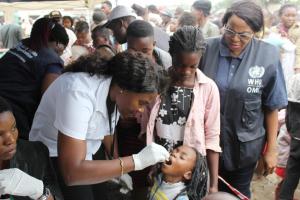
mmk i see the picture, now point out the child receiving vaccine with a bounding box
[149,145,208,200]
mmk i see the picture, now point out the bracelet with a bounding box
[118,157,124,176]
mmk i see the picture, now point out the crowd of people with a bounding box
[0,0,299,200]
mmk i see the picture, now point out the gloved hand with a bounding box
[132,143,170,171]
[0,168,44,199]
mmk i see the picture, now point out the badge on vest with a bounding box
[247,65,265,93]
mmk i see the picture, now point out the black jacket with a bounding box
[9,139,63,200]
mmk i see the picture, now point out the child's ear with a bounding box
[183,170,192,181]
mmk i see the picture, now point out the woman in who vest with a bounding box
[199,1,288,198]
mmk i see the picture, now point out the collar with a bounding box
[95,76,113,114]
[196,69,210,84]
[219,36,250,59]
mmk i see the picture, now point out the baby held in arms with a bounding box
[149,145,208,200]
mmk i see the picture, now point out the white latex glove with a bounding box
[0,168,44,199]
[132,143,170,171]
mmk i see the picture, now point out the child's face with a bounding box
[161,145,196,181]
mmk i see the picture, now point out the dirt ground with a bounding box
[251,173,300,200]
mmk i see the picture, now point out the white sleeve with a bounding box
[54,89,93,140]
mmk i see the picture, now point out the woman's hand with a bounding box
[132,143,170,171]
[263,148,277,176]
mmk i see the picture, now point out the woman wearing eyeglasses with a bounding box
[199,1,288,198]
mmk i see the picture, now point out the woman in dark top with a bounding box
[0,18,69,139]
[200,1,287,198]
[0,96,62,200]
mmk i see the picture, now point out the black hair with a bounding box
[127,20,154,38]
[222,0,264,33]
[28,17,53,51]
[103,0,112,9]
[169,26,206,56]
[278,4,298,17]
[92,26,112,40]
[192,0,212,16]
[63,16,74,27]
[93,11,107,23]
[178,12,197,27]
[182,148,208,200]
[64,51,169,94]
[132,4,147,17]
[147,5,160,14]
[0,96,12,114]
[75,21,89,33]
[49,23,69,46]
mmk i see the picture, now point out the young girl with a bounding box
[143,26,221,193]
[149,145,208,200]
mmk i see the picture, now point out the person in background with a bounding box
[0,96,62,200]
[29,52,170,200]
[200,1,287,198]
[106,5,170,52]
[160,10,173,33]
[191,0,220,38]
[72,21,93,60]
[92,26,113,48]
[177,12,197,28]
[101,1,112,16]
[279,74,300,200]
[174,7,184,19]
[147,5,162,27]
[271,4,300,74]
[63,16,74,31]
[0,18,68,140]
[91,11,107,30]
[0,24,22,49]
[49,10,77,66]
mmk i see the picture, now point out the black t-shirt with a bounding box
[0,39,63,139]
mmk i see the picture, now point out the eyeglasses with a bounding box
[223,26,253,41]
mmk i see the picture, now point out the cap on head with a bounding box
[49,10,62,19]
[161,9,173,18]
[105,6,137,27]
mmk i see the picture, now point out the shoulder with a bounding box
[154,47,172,69]
[58,73,111,92]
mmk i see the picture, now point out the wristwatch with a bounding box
[37,187,51,200]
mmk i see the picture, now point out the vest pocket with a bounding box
[241,100,262,130]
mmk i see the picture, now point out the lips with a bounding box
[229,43,241,50]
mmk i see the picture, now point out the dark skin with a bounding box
[170,52,219,193]
[0,112,54,200]
[58,84,158,185]
[127,36,156,63]
[223,15,253,57]
[108,19,130,44]
[161,145,196,183]
[280,7,297,30]
[224,14,278,175]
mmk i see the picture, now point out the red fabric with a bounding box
[275,167,286,178]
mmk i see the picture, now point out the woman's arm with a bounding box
[263,108,278,175]
[57,132,169,186]
[41,73,60,94]
[58,132,135,186]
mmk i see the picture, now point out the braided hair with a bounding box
[169,26,206,57]
[174,148,208,200]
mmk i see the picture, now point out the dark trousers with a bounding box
[279,138,300,200]
[218,163,256,198]
[51,157,95,200]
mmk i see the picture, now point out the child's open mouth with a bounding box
[165,159,172,166]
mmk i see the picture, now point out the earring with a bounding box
[119,90,123,94]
